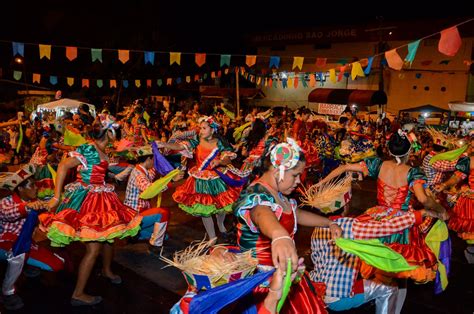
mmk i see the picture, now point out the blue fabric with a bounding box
[214,169,248,187]
[138,214,163,240]
[12,210,38,256]
[435,236,452,294]
[152,141,174,176]
[327,293,366,311]
[189,270,275,314]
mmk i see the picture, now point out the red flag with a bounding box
[438,26,462,57]
[315,58,327,68]
[195,53,206,67]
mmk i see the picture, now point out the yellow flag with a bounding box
[246,55,257,67]
[118,50,130,63]
[287,77,293,88]
[292,56,304,70]
[39,44,51,59]
[186,76,191,83]
[351,62,365,80]
[135,80,141,88]
[170,52,181,65]
[67,77,74,86]
[329,69,336,84]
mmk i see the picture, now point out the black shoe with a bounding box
[70,296,103,307]
[2,294,24,310]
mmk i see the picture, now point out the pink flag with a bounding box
[385,49,404,70]
[438,26,462,57]
[66,47,77,61]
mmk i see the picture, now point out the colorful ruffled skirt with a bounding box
[40,182,142,247]
[449,189,474,242]
[34,164,55,200]
[173,166,242,217]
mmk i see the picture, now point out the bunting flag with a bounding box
[194,75,199,82]
[405,40,420,66]
[146,79,152,88]
[317,72,325,86]
[385,49,404,70]
[439,26,462,57]
[211,71,216,79]
[195,53,206,67]
[316,58,327,68]
[421,60,432,66]
[302,75,309,88]
[337,58,348,65]
[294,76,299,88]
[282,78,288,89]
[224,68,229,75]
[167,78,172,85]
[82,78,89,88]
[110,79,116,88]
[12,42,24,57]
[256,77,261,85]
[13,71,22,81]
[329,69,336,83]
[292,56,304,70]
[39,44,51,60]
[123,80,129,88]
[32,73,40,83]
[50,76,58,85]
[364,56,374,75]
[67,77,74,86]
[144,51,155,65]
[203,73,208,79]
[220,54,231,67]
[66,46,77,61]
[272,78,278,88]
[97,79,103,88]
[118,50,130,63]
[176,77,182,84]
[268,78,272,87]
[246,55,257,67]
[157,79,163,86]
[217,70,222,78]
[439,60,450,65]
[337,66,345,82]
[309,73,316,87]
[186,76,191,83]
[90,48,102,63]
[269,56,280,68]
[170,52,181,65]
[135,80,141,88]
[351,62,365,80]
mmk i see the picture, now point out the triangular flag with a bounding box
[118,50,130,63]
[91,48,102,63]
[157,79,163,87]
[337,58,348,65]
[122,80,129,88]
[97,79,103,88]
[32,73,41,83]
[268,78,272,87]
[194,75,199,82]
[316,58,327,68]
[256,77,262,85]
[110,79,117,88]
[351,62,365,80]
[203,73,208,79]
[39,44,51,60]
[309,73,316,87]
[186,76,191,83]
[135,80,141,88]
[294,76,299,88]
[13,71,22,81]
[211,71,216,79]
[302,75,308,88]
[246,55,257,67]
[67,77,74,86]
[82,79,89,88]
[405,40,420,66]
[170,52,181,65]
[146,79,152,88]
[292,57,304,70]
[439,26,462,57]
[50,76,58,85]
[337,66,345,82]
[269,56,280,68]
[195,53,206,67]
[217,70,222,78]
[385,49,404,70]
[176,77,182,84]
[364,57,374,75]
[329,69,336,83]
[166,78,172,85]
[66,46,77,61]
[220,54,231,67]
[12,42,24,57]
[144,51,155,65]
[439,60,450,65]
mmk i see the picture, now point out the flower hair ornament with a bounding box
[198,116,220,132]
[389,129,415,165]
[99,114,120,137]
[270,137,302,182]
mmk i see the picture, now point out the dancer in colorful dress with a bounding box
[241,118,277,175]
[41,115,142,306]
[156,116,246,241]
[234,138,342,314]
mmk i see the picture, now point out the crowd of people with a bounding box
[0,98,472,313]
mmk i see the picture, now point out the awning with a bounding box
[308,88,387,107]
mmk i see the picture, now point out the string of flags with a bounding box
[5,18,473,90]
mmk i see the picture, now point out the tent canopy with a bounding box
[308,88,387,108]
[448,102,474,112]
[399,104,449,113]
[36,98,96,116]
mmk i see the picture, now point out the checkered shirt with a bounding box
[124,165,157,212]
[421,151,457,188]
[309,211,419,299]
[0,194,28,239]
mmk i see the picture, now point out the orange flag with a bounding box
[32,73,41,83]
[439,26,462,57]
[309,74,316,87]
[195,53,206,67]
[166,78,172,85]
[385,49,404,70]
[146,79,152,88]
[66,46,77,61]
[67,77,74,86]
[337,66,346,82]
[82,79,89,88]
[194,74,200,81]
[39,44,51,59]
[246,55,257,67]
[118,50,129,63]
[294,76,299,88]
[110,80,117,88]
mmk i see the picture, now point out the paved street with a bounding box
[1,179,473,313]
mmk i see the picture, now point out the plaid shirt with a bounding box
[0,194,28,240]
[124,165,157,212]
[421,151,457,188]
[309,211,421,299]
